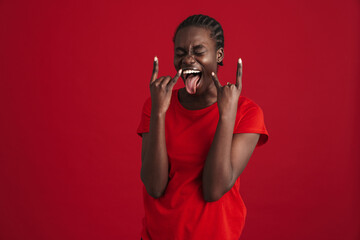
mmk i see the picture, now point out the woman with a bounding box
[137,14,268,239]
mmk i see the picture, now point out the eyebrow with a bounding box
[175,44,206,52]
[193,45,206,50]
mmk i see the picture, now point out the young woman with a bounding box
[137,14,268,239]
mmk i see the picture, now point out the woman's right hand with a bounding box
[150,56,182,115]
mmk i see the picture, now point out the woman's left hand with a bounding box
[211,58,243,117]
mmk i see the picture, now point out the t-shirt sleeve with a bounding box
[136,97,152,137]
[234,100,269,146]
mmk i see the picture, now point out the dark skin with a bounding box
[141,26,260,201]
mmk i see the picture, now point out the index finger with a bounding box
[236,58,242,89]
[211,72,222,89]
[167,69,182,89]
[151,56,159,83]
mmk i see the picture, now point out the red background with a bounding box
[1,0,359,239]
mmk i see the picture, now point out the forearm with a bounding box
[202,113,236,202]
[140,111,169,198]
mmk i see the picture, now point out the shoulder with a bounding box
[235,96,267,132]
[169,88,180,106]
[237,96,264,115]
[140,96,152,116]
[235,96,269,146]
[171,88,180,99]
[144,96,152,105]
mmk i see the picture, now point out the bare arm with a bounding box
[140,57,182,198]
[202,59,259,202]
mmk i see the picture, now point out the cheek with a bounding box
[201,54,218,70]
[173,57,180,68]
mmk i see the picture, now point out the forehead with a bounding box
[174,26,215,48]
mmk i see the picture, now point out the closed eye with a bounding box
[194,51,206,56]
[175,51,186,57]
[176,53,186,57]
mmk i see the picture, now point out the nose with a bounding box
[183,54,196,65]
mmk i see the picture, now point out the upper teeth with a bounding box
[183,70,200,74]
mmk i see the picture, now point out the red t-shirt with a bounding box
[137,89,268,240]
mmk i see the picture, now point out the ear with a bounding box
[216,48,224,64]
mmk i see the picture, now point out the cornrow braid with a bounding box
[173,14,225,66]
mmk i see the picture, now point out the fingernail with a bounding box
[154,56,158,62]
[238,58,242,64]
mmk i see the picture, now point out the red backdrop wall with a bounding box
[1,0,359,239]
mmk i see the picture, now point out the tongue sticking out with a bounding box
[185,74,200,94]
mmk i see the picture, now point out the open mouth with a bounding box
[182,69,202,94]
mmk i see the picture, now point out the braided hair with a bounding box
[173,14,225,66]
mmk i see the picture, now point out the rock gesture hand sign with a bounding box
[211,58,243,117]
[150,56,182,115]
